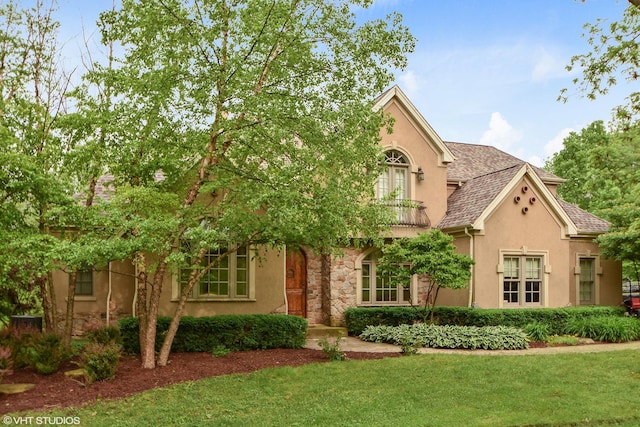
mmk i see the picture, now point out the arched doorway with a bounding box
[286,249,307,318]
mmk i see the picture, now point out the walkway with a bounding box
[305,336,640,356]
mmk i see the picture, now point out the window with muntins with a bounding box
[378,150,409,202]
[361,251,411,305]
[180,246,249,299]
[503,255,542,306]
[74,266,93,296]
[579,258,595,304]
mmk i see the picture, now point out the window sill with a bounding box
[358,302,413,307]
[71,296,96,302]
[171,298,256,303]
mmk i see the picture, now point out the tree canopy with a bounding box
[0,0,415,368]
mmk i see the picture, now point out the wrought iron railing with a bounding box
[382,200,431,228]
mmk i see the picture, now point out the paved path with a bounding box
[305,336,640,356]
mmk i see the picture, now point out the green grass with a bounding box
[13,351,640,426]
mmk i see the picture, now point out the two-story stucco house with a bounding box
[53,86,621,331]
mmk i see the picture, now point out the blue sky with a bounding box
[52,0,634,166]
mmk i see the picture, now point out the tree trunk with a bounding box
[140,256,167,369]
[157,248,213,366]
[135,254,148,365]
[37,275,53,332]
[47,271,57,333]
[64,272,77,346]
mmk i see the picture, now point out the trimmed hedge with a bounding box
[344,306,626,336]
[119,314,308,354]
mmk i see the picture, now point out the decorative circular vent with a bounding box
[529,196,537,204]
[514,196,521,203]
[522,207,529,214]
[521,186,529,193]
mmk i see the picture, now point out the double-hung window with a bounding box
[180,246,249,300]
[579,258,595,305]
[503,255,543,306]
[74,266,94,296]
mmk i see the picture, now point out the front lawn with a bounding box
[13,350,640,426]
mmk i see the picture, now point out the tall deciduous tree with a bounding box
[0,0,73,329]
[560,1,640,124]
[377,230,474,323]
[86,0,415,368]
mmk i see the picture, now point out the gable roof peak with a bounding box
[374,86,455,164]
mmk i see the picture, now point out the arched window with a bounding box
[378,150,410,202]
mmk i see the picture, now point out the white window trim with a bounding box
[355,248,417,306]
[497,249,550,308]
[574,253,603,306]
[171,246,256,302]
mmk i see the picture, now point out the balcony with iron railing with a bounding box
[382,200,431,228]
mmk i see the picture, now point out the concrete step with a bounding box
[306,325,348,339]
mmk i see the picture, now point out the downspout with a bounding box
[106,261,112,326]
[283,249,289,315]
[464,227,475,307]
[132,263,138,317]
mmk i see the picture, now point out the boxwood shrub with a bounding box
[119,314,307,354]
[345,306,626,336]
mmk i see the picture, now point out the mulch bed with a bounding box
[0,349,399,414]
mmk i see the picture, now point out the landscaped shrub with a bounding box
[317,335,346,361]
[119,314,307,354]
[0,346,12,381]
[562,316,640,343]
[80,342,120,383]
[523,321,551,342]
[360,324,529,350]
[345,306,626,335]
[85,325,122,346]
[25,332,70,375]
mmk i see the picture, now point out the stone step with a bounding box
[306,325,348,339]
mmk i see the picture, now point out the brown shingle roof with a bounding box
[557,199,610,234]
[444,142,562,183]
[438,142,608,234]
[437,164,521,229]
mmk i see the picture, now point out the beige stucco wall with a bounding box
[158,246,286,317]
[52,260,135,334]
[380,100,449,228]
[568,239,622,307]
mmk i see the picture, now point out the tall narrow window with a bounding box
[378,150,409,202]
[503,255,543,306]
[74,266,93,296]
[579,258,595,304]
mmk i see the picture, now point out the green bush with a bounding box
[562,316,640,343]
[360,324,529,350]
[85,325,122,346]
[26,333,69,375]
[523,322,551,342]
[345,306,626,335]
[80,342,121,383]
[317,335,346,361]
[119,314,308,354]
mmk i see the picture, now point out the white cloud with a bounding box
[531,46,565,83]
[528,155,544,168]
[398,70,420,97]
[479,112,522,151]
[544,127,573,159]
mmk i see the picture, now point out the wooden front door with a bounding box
[286,249,307,318]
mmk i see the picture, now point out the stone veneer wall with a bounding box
[305,248,326,326]
[305,246,433,327]
[326,248,361,326]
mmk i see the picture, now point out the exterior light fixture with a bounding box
[417,167,425,181]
